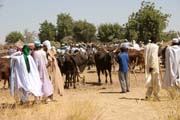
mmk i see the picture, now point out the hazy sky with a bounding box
[0,0,180,43]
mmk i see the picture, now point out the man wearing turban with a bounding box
[10,45,43,104]
[43,40,64,96]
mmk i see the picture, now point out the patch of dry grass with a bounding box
[65,100,103,120]
[166,88,180,120]
[0,98,103,120]
[149,88,180,120]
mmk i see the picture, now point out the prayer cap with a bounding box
[34,39,41,47]
[172,38,179,43]
[43,40,51,50]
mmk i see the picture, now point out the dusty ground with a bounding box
[0,66,178,120]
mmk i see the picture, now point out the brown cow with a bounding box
[128,48,145,73]
[0,58,11,88]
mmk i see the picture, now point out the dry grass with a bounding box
[65,100,103,120]
[166,88,180,120]
[149,88,180,120]
[0,96,103,120]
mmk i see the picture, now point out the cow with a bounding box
[57,53,77,89]
[0,58,11,88]
[127,49,145,73]
[113,46,145,73]
[94,49,113,84]
[57,52,88,88]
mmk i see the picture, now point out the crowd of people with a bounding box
[10,40,64,104]
[117,36,180,100]
[3,36,180,105]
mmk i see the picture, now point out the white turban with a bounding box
[178,37,180,42]
[43,40,51,50]
[172,38,179,44]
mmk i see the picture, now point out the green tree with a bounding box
[73,20,96,42]
[56,13,74,41]
[5,31,24,43]
[127,1,170,43]
[97,23,123,42]
[161,30,179,41]
[38,20,56,42]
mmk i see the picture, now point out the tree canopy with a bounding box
[56,13,74,42]
[73,20,96,42]
[126,1,170,43]
[5,31,24,44]
[97,23,124,42]
[38,20,56,42]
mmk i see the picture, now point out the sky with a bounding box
[0,0,180,44]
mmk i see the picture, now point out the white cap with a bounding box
[172,38,179,43]
[178,37,180,42]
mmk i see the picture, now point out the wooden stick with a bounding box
[133,70,138,86]
[159,58,163,85]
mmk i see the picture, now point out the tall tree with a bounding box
[38,20,56,42]
[56,13,74,42]
[73,20,96,42]
[5,31,24,43]
[97,23,123,42]
[127,1,170,43]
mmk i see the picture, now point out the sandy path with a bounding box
[58,67,160,120]
[0,67,168,120]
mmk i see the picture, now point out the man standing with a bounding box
[33,40,54,102]
[144,36,161,100]
[43,40,64,96]
[163,38,180,89]
[118,47,129,93]
[11,45,43,104]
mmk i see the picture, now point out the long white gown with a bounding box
[11,51,43,101]
[163,45,180,89]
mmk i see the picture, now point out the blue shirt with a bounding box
[118,52,129,72]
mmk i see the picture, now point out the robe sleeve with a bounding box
[10,51,21,60]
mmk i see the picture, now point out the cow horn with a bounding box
[102,47,109,53]
[113,47,119,53]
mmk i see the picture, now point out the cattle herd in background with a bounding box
[0,40,165,89]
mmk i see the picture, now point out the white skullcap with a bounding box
[178,37,180,42]
[172,38,179,43]
[43,40,51,50]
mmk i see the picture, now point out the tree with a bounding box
[73,20,96,42]
[56,13,74,42]
[127,1,170,43]
[5,31,24,43]
[97,23,123,42]
[38,20,56,42]
[161,30,179,41]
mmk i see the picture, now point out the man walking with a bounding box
[144,36,161,100]
[33,40,54,102]
[163,38,180,89]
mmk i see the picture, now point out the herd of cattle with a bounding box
[0,42,165,89]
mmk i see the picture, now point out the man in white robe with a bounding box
[144,36,161,100]
[33,40,54,101]
[163,38,180,89]
[11,45,43,103]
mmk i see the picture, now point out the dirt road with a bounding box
[0,67,173,120]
